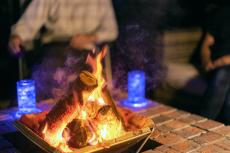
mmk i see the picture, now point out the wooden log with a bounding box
[74,71,98,105]
[102,90,126,130]
[39,71,98,146]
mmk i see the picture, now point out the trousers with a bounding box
[200,65,230,124]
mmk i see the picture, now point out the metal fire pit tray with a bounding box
[14,120,152,153]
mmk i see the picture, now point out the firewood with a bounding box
[97,105,111,116]
[39,71,98,143]
[74,71,98,105]
[102,90,126,129]
[74,71,98,92]
[67,119,92,148]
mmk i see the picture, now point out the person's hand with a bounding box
[201,33,215,72]
[201,51,215,71]
[213,55,230,68]
[8,35,23,55]
[204,61,215,71]
[69,34,97,50]
[201,56,215,71]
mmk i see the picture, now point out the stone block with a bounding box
[178,114,207,124]
[192,132,223,145]
[173,126,206,139]
[193,120,224,131]
[152,115,173,126]
[154,133,185,145]
[170,140,200,153]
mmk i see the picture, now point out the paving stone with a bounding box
[151,128,161,139]
[195,144,228,153]
[193,120,224,131]
[214,138,230,151]
[141,109,161,118]
[152,115,173,126]
[192,132,223,145]
[135,101,159,112]
[170,140,200,153]
[162,120,189,131]
[189,151,199,153]
[142,150,162,153]
[153,145,178,153]
[165,110,190,119]
[133,102,159,113]
[154,132,185,145]
[213,126,230,137]
[178,114,207,124]
[141,105,176,118]
[156,124,171,134]
[173,126,206,139]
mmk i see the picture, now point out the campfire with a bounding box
[16,46,154,153]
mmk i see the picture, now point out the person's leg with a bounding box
[200,66,230,120]
[217,88,230,125]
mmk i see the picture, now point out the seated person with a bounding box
[200,5,230,125]
[8,0,118,101]
[8,0,118,72]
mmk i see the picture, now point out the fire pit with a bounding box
[14,46,154,153]
[14,119,152,153]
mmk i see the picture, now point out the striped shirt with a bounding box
[11,0,118,45]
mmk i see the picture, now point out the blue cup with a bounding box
[122,70,150,108]
[16,80,41,118]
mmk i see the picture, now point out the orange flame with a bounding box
[42,123,72,152]
[41,47,125,152]
[85,47,125,142]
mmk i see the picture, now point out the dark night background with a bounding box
[0,0,220,104]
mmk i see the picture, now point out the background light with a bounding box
[15,80,41,118]
[121,70,151,108]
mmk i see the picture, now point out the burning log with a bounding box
[39,70,98,147]
[74,70,98,105]
[118,107,153,131]
[66,119,93,148]
[19,110,49,133]
[66,105,113,148]
[97,105,111,116]
[101,90,127,130]
[75,71,98,91]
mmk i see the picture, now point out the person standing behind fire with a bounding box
[8,0,118,72]
[200,4,230,125]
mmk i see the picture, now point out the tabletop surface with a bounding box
[0,100,230,153]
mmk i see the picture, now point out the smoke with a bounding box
[32,47,90,101]
[111,22,166,95]
[32,0,195,101]
[111,0,211,98]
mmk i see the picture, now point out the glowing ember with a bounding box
[98,120,123,141]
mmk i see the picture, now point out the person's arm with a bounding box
[213,55,230,67]
[201,32,215,71]
[9,0,50,54]
[69,0,118,50]
[95,0,118,44]
[70,34,98,50]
